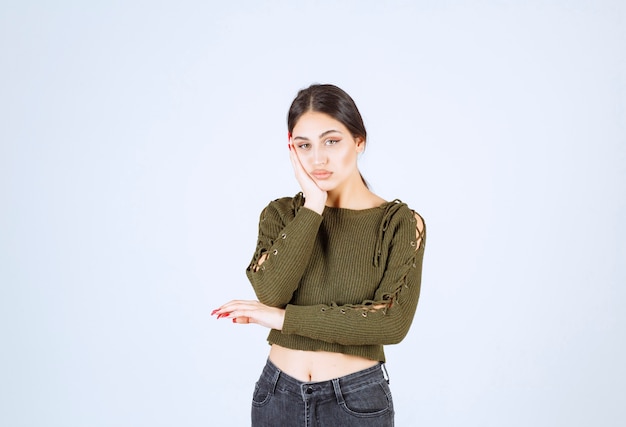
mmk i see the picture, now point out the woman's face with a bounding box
[291,111,364,193]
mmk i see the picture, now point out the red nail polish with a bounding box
[232,318,237,323]
[211,309,219,316]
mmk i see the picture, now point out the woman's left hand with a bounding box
[212,300,285,330]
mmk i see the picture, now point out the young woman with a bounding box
[212,84,426,426]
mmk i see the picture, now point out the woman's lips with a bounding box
[311,170,332,179]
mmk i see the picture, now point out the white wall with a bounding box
[1,1,624,426]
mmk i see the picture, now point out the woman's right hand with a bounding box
[288,141,327,214]
[212,300,286,331]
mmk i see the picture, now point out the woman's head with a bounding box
[287,84,367,146]
[288,84,369,192]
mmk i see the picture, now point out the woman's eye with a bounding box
[297,143,310,150]
[325,139,339,145]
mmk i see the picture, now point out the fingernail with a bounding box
[211,309,219,316]
[232,318,237,323]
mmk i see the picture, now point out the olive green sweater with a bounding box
[246,193,426,362]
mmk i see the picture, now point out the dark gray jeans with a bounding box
[251,358,394,426]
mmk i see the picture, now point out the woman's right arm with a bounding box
[246,199,322,307]
[246,142,326,307]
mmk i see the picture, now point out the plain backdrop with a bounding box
[1,1,625,426]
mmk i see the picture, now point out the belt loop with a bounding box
[331,378,345,405]
[381,363,390,384]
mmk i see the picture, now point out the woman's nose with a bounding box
[313,148,327,166]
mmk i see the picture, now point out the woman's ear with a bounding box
[355,137,365,153]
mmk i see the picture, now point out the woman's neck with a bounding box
[325,179,385,210]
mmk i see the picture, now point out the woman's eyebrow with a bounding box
[293,129,343,141]
[319,129,342,138]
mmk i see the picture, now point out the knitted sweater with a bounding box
[246,193,426,362]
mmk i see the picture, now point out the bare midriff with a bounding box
[269,344,379,382]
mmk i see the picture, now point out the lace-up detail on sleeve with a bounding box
[353,206,425,314]
[374,199,405,267]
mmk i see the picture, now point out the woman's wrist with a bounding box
[303,196,326,215]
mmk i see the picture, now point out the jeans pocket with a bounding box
[340,380,393,418]
[251,379,273,407]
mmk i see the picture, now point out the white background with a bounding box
[1,1,624,426]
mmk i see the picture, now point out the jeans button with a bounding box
[306,386,313,394]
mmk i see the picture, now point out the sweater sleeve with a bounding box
[246,197,323,308]
[281,209,426,346]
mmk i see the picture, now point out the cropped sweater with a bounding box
[245,193,426,362]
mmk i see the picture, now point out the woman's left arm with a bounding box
[280,211,425,346]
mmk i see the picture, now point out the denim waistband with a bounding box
[259,358,389,401]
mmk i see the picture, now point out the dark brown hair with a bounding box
[287,84,367,145]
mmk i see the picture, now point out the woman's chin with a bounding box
[315,181,335,192]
